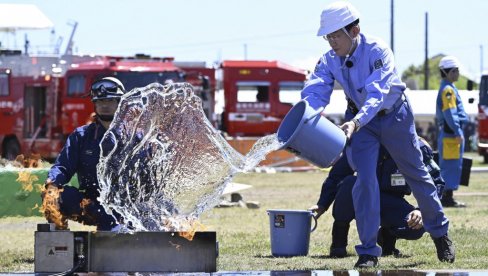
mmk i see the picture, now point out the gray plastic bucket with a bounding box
[277,100,347,168]
[267,209,317,257]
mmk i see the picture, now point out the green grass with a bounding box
[1,171,488,272]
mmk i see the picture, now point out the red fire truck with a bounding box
[477,71,488,162]
[1,53,308,166]
[177,60,307,136]
[178,60,309,167]
[0,53,214,160]
[218,60,306,136]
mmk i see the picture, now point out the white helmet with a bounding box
[317,1,360,37]
[439,56,461,69]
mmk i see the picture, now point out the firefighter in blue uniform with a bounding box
[310,138,445,258]
[301,1,454,267]
[436,56,468,208]
[42,77,126,231]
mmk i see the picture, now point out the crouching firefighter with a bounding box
[42,77,126,231]
[309,137,445,258]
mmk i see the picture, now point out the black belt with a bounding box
[442,121,462,134]
[378,94,406,117]
[347,98,360,115]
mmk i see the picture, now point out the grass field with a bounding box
[1,164,488,272]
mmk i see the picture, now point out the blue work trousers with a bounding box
[349,98,449,257]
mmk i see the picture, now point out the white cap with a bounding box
[317,1,360,37]
[439,56,461,69]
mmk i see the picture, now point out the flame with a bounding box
[178,220,207,241]
[80,198,91,210]
[39,185,68,230]
[12,154,45,211]
[78,198,97,225]
[14,153,42,168]
[10,153,67,229]
[16,170,37,192]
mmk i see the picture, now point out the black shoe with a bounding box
[385,248,401,257]
[354,254,378,268]
[329,246,347,258]
[442,198,466,208]
[442,190,466,208]
[432,234,455,263]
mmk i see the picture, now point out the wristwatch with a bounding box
[352,118,360,132]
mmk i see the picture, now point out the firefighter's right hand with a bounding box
[407,209,423,230]
[308,205,326,219]
[41,181,67,229]
[41,180,57,200]
[340,121,355,139]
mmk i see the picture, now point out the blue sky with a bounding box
[1,0,487,80]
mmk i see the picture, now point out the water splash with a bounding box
[98,82,282,232]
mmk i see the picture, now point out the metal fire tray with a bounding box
[34,224,217,273]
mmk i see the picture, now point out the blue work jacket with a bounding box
[301,33,406,128]
[47,121,108,197]
[436,79,468,137]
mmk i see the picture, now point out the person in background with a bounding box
[42,77,126,231]
[436,56,469,208]
[309,138,444,258]
[300,1,454,267]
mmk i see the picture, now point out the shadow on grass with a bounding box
[20,257,34,264]
[310,254,346,259]
[391,261,427,269]
[253,253,353,259]
[254,254,326,259]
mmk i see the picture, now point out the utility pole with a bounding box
[424,12,429,90]
[390,0,394,52]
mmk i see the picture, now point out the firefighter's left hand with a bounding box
[340,121,355,139]
[407,209,423,229]
[308,204,326,219]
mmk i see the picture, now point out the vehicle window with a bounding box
[480,75,488,105]
[67,75,86,96]
[112,71,184,91]
[279,81,304,104]
[237,85,269,103]
[0,73,9,96]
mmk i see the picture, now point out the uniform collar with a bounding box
[441,79,454,87]
[348,33,364,64]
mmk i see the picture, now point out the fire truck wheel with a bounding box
[3,139,20,161]
[484,155,488,164]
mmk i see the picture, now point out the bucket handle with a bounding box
[304,107,325,124]
[310,214,318,233]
